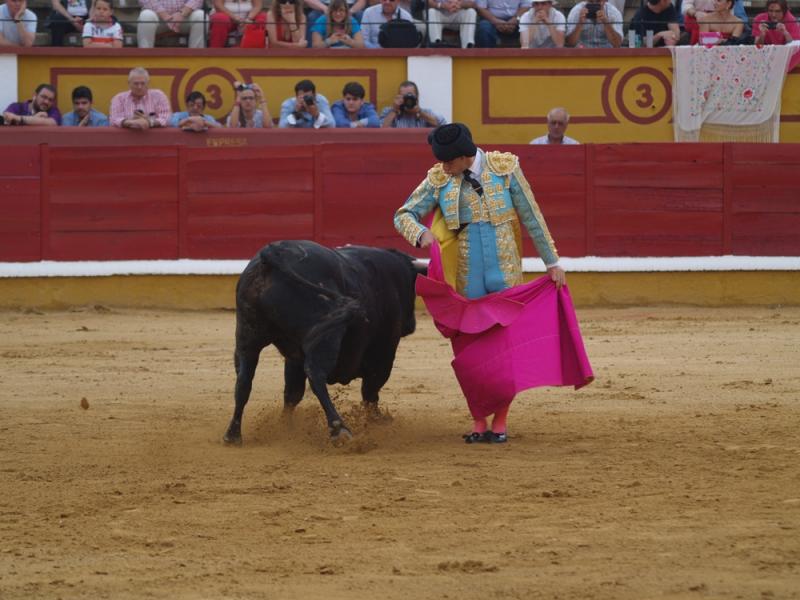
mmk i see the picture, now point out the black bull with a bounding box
[224,240,425,444]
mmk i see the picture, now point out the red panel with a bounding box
[731,213,800,256]
[0,232,41,262]
[594,167,724,189]
[49,175,178,205]
[592,143,724,164]
[49,201,178,231]
[729,143,800,165]
[731,186,799,212]
[0,147,40,176]
[47,231,178,260]
[594,187,724,212]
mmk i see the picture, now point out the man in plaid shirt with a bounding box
[110,67,172,129]
[137,0,206,48]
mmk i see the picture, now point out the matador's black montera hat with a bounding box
[428,123,478,162]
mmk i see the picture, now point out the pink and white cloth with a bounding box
[416,242,594,420]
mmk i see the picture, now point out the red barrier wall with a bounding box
[1,133,799,262]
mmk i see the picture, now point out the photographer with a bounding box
[753,0,798,45]
[380,81,446,129]
[278,79,334,129]
[565,0,622,47]
[226,83,272,128]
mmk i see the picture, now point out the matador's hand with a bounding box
[418,230,436,249]
[547,265,566,289]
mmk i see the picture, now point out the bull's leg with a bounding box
[224,346,261,445]
[283,359,306,411]
[303,331,351,441]
[360,344,397,422]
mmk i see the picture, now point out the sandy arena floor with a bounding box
[1,305,799,599]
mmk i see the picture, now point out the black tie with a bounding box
[463,170,483,196]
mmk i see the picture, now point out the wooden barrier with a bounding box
[1,131,799,262]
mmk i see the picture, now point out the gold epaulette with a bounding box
[486,151,519,176]
[426,163,451,188]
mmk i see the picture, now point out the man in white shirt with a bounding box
[530,107,579,145]
[0,0,36,47]
[519,0,565,47]
[427,0,477,47]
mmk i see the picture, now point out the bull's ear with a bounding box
[412,259,428,277]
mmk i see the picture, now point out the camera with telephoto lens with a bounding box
[585,2,601,19]
[303,94,315,106]
[402,93,417,110]
[766,21,778,29]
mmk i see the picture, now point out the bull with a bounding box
[223,240,424,445]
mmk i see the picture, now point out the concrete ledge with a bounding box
[1,271,798,310]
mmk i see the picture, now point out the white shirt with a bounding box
[0,5,37,45]
[519,6,566,48]
[82,20,123,44]
[530,134,579,144]
[361,5,415,48]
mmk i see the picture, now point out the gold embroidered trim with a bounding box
[426,163,451,188]
[486,151,518,176]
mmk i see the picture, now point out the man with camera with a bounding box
[565,0,622,47]
[278,79,334,129]
[110,67,171,129]
[380,81,446,129]
[2,84,61,127]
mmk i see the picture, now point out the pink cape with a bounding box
[416,242,594,419]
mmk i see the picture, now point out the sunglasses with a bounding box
[279,0,296,4]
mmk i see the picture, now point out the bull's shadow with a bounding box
[224,240,425,445]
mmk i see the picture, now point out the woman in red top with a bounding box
[266,0,307,48]
[697,0,743,43]
[754,0,800,45]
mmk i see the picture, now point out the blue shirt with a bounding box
[331,99,380,128]
[61,108,109,127]
[310,15,361,47]
[278,94,335,128]
[169,111,219,128]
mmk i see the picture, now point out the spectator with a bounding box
[110,67,171,129]
[0,0,36,47]
[208,0,266,48]
[683,0,748,44]
[62,86,109,126]
[753,0,798,45]
[380,80,447,128]
[278,79,334,128]
[631,0,680,46]
[331,81,380,128]
[310,0,364,47]
[565,0,622,47]
[305,0,367,34]
[529,107,578,144]
[697,0,743,43]
[426,0,477,48]
[361,0,415,48]
[266,0,306,48]
[170,91,222,131]
[82,0,122,47]
[2,84,61,126]
[47,0,89,46]
[519,0,565,47]
[475,0,531,48]
[137,0,206,48]
[226,82,273,128]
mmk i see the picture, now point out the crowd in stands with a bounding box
[1,68,580,144]
[1,0,797,48]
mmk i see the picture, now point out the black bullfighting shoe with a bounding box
[463,432,486,444]
[486,431,508,444]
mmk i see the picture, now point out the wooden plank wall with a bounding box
[0,142,798,262]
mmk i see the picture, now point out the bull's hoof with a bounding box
[330,423,353,446]
[364,404,393,424]
[223,431,242,446]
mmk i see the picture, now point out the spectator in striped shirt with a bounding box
[137,0,206,48]
[110,67,172,129]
